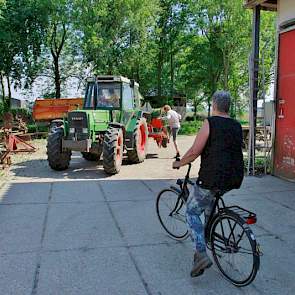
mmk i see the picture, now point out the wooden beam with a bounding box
[245,0,268,8]
[261,3,277,11]
[245,0,277,10]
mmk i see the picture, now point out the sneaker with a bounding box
[174,152,180,159]
[190,252,213,277]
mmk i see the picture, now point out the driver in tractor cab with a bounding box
[172,91,244,277]
[97,88,120,108]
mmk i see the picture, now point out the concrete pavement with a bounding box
[0,137,295,294]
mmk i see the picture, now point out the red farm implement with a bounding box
[0,132,36,167]
[0,112,36,168]
[148,118,169,148]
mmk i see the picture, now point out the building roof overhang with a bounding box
[244,0,277,11]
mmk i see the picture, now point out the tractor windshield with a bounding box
[97,83,121,109]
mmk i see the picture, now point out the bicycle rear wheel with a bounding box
[156,189,189,240]
[209,212,260,287]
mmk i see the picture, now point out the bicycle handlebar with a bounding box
[174,157,192,179]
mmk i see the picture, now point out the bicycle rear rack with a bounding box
[226,206,257,225]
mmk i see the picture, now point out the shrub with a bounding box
[179,120,203,135]
[27,123,48,133]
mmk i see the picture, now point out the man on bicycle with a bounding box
[173,91,244,277]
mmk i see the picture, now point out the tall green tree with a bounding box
[37,0,84,98]
[0,0,48,107]
[75,0,158,95]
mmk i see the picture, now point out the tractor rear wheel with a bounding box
[103,127,123,174]
[127,118,148,163]
[47,127,71,171]
[81,152,101,161]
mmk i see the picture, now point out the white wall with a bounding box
[278,0,295,26]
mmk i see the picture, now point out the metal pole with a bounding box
[261,51,267,174]
[247,54,254,175]
[249,5,261,175]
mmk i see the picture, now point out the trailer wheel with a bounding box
[103,127,123,174]
[127,118,148,163]
[47,127,71,171]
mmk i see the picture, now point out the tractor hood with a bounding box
[68,109,110,132]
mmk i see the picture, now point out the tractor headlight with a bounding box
[82,128,88,134]
[69,128,75,134]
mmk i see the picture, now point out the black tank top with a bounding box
[197,116,244,191]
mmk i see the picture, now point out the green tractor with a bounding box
[47,76,149,174]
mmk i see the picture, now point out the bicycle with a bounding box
[156,163,262,287]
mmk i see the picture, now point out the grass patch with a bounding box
[239,120,249,126]
[179,121,203,135]
[27,124,48,133]
[243,156,270,174]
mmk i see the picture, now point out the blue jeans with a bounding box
[186,184,215,253]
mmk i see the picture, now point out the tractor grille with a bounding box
[68,112,88,140]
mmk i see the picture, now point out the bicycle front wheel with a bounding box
[156,189,189,240]
[210,212,260,287]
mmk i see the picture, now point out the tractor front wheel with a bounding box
[103,127,123,174]
[47,127,71,171]
[127,118,148,163]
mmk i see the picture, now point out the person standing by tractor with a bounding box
[162,105,181,158]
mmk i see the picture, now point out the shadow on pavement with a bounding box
[1,177,295,295]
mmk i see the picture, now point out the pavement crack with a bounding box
[140,180,155,193]
[31,182,53,295]
[0,202,48,206]
[96,182,125,239]
[264,196,295,212]
[126,246,153,295]
[255,224,284,242]
[96,181,153,295]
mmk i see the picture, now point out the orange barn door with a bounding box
[274,28,295,180]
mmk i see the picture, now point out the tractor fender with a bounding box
[50,119,65,133]
[50,119,64,126]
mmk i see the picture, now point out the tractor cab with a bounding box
[84,76,142,111]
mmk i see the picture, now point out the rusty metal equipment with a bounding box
[147,118,169,148]
[0,112,36,168]
[0,131,36,167]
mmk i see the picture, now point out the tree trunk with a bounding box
[53,56,61,98]
[194,98,197,121]
[157,48,163,102]
[223,51,229,90]
[207,100,211,117]
[170,47,174,103]
[0,73,5,101]
[6,76,11,109]
[50,23,67,99]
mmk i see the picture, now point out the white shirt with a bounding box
[165,110,181,129]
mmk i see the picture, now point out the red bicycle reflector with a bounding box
[246,216,257,224]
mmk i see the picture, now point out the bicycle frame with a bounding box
[158,162,261,286]
[172,163,257,246]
